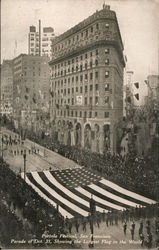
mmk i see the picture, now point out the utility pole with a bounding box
[1,134,3,161]
[23,150,26,181]
[89,194,95,248]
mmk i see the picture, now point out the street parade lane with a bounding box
[1,128,80,173]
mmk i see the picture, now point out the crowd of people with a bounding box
[0,157,66,248]
[64,203,159,248]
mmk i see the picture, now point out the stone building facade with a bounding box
[0,60,13,116]
[49,5,125,154]
[13,54,50,132]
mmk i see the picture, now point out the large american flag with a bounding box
[21,168,156,219]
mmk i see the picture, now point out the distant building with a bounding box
[146,75,159,110]
[12,54,50,132]
[28,21,55,58]
[124,70,140,117]
[49,5,125,154]
[0,60,13,116]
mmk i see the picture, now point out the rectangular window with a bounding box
[85,85,88,92]
[68,98,70,104]
[95,84,99,90]
[85,53,87,59]
[72,98,74,105]
[105,48,110,54]
[104,112,109,118]
[105,83,109,91]
[85,74,88,80]
[76,87,78,92]
[105,59,109,65]
[95,96,99,105]
[95,112,98,118]
[80,75,83,82]
[80,111,82,117]
[75,111,78,117]
[90,72,93,80]
[89,112,92,118]
[76,76,78,82]
[85,97,87,105]
[95,71,98,79]
[90,85,93,91]
[80,86,83,93]
[104,96,109,104]
[105,71,109,77]
[96,23,99,30]
[91,26,93,33]
[96,49,98,55]
[72,77,74,83]
[68,88,70,94]
[90,97,92,105]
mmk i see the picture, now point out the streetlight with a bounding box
[23,150,27,181]
[89,194,96,248]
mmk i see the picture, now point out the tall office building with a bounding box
[28,21,55,58]
[13,54,50,132]
[49,4,125,154]
[0,60,13,116]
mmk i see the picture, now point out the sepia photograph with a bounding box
[0,0,159,249]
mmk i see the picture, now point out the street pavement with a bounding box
[1,128,80,174]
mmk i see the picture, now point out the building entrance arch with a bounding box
[103,124,110,152]
[75,123,82,146]
[84,124,92,150]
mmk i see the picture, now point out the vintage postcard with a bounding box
[0,0,159,249]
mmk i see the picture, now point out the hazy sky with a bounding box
[1,0,159,85]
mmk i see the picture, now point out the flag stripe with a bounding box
[50,172,110,212]
[76,187,125,210]
[44,171,90,209]
[21,173,73,219]
[39,171,89,215]
[27,173,79,217]
[100,179,156,204]
[45,170,108,213]
[87,184,140,207]
[31,172,88,217]
[84,185,130,209]
[97,182,149,206]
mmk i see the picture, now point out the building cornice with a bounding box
[52,8,123,50]
[49,39,125,67]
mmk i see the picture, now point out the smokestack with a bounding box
[39,20,41,56]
